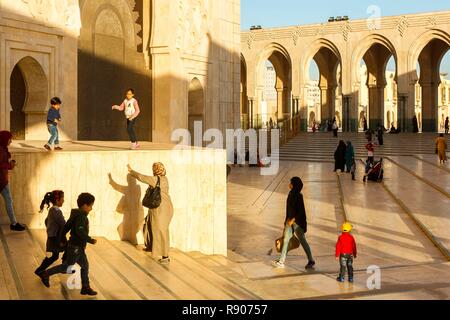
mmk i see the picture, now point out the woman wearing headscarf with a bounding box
[273,177,315,269]
[334,140,347,172]
[435,134,448,165]
[128,162,174,264]
[0,131,26,231]
[344,141,355,173]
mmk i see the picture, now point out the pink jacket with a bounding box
[114,98,140,119]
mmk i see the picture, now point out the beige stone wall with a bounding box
[0,146,227,255]
[151,0,241,144]
[0,0,241,143]
[0,0,80,140]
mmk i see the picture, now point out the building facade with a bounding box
[241,10,450,132]
[1,0,241,143]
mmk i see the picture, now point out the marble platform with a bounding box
[0,141,227,256]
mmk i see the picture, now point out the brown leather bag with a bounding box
[275,230,300,253]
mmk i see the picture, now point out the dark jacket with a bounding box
[0,147,12,191]
[45,206,67,253]
[63,209,95,249]
[286,190,307,233]
[0,131,13,192]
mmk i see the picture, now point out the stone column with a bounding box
[276,89,283,122]
[248,98,254,128]
[320,87,330,121]
[421,82,438,132]
[368,84,384,129]
[398,94,408,132]
[343,95,354,132]
[283,87,291,119]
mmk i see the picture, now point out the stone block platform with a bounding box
[0,141,227,256]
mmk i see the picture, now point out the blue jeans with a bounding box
[47,124,59,146]
[0,185,17,225]
[279,222,314,263]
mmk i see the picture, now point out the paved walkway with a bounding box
[225,161,449,299]
[1,134,449,300]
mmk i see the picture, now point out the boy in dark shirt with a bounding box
[38,193,98,296]
[44,97,63,151]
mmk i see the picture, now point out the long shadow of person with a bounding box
[108,173,144,245]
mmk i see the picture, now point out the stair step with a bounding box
[0,226,66,300]
[93,238,175,300]
[107,240,207,299]
[28,229,105,300]
[170,250,260,300]
[0,230,19,299]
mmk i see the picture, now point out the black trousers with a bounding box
[127,118,138,143]
[339,254,354,279]
[46,245,90,287]
[333,129,338,137]
[36,252,60,273]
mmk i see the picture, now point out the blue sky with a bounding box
[242,0,450,75]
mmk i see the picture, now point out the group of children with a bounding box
[1,89,143,295]
[44,88,141,151]
[34,191,98,296]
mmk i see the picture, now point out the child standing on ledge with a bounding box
[112,88,141,150]
[44,97,63,151]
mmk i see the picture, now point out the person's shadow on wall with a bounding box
[108,173,144,245]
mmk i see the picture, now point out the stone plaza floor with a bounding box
[0,134,449,300]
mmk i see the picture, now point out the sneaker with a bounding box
[348,277,354,283]
[158,257,170,265]
[54,146,63,151]
[272,261,285,268]
[38,271,50,288]
[305,261,316,270]
[130,143,137,150]
[44,144,52,151]
[134,143,141,149]
[336,276,345,283]
[10,223,26,232]
[80,287,98,296]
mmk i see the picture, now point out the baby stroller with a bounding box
[364,158,384,182]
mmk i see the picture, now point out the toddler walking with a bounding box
[336,222,357,283]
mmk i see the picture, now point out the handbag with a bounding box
[275,227,300,253]
[142,214,153,251]
[142,176,161,209]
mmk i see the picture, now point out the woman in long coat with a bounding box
[344,141,355,173]
[128,162,174,264]
[334,140,347,172]
[436,134,448,164]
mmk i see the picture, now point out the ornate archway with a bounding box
[9,56,48,139]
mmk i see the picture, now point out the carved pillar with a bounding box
[320,87,330,121]
[368,84,384,130]
[398,94,408,132]
[421,82,438,132]
[343,95,354,132]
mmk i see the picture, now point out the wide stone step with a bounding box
[0,226,66,300]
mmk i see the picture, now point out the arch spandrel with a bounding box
[351,34,398,86]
